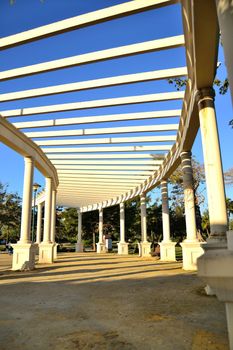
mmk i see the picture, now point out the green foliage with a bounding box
[0,182,21,242]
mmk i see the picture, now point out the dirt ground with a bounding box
[0,252,229,350]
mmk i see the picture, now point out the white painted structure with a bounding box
[1,1,233,347]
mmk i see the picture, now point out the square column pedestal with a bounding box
[75,242,84,252]
[96,242,106,253]
[11,243,37,271]
[180,241,205,270]
[39,243,54,264]
[138,241,151,257]
[53,243,58,259]
[198,231,233,350]
[117,242,129,255]
[159,241,176,261]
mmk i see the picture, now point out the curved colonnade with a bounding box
[1,0,233,347]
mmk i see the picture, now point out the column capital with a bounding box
[24,156,34,164]
[195,87,215,110]
[180,150,192,160]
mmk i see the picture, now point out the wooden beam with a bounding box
[42,145,172,153]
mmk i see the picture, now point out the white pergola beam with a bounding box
[55,165,159,170]
[1,67,187,102]
[47,153,159,159]
[57,170,153,175]
[13,110,181,129]
[58,174,148,179]
[0,0,178,49]
[51,159,162,165]
[0,36,184,81]
[26,124,179,139]
[1,92,184,118]
[34,135,176,146]
[42,145,172,153]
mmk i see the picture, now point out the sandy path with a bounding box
[0,253,229,350]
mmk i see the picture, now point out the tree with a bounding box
[0,182,22,242]
[225,168,233,185]
[169,158,205,233]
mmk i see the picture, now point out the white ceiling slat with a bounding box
[13,110,181,129]
[47,153,158,159]
[51,159,162,165]
[42,145,172,153]
[35,135,176,146]
[0,36,184,80]
[1,92,184,118]
[1,67,187,102]
[57,170,153,175]
[25,124,179,139]
[55,165,159,170]
[0,0,177,49]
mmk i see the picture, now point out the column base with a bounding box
[96,242,106,254]
[180,240,205,270]
[197,231,233,350]
[53,243,58,259]
[39,242,54,264]
[159,241,176,261]
[138,241,151,257]
[11,242,36,271]
[117,242,129,255]
[75,242,84,252]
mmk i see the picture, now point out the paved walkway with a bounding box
[0,253,229,350]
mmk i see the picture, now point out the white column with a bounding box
[139,193,151,257]
[120,202,125,243]
[39,177,54,263]
[43,177,52,243]
[180,151,204,270]
[75,210,84,252]
[196,88,233,350]
[19,157,34,244]
[140,193,147,243]
[50,189,58,259]
[161,180,171,243]
[50,190,56,243]
[196,88,228,245]
[36,202,43,244]
[181,151,198,243]
[12,156,36,270]
[96,208,106,253]
[118,202,128,255]
[159,180,176,261]
[215,0,233,106]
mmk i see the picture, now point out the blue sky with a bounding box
[0,0,232,205]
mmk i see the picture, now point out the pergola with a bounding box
[0,0,233,347]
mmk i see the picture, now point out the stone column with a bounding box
[159,180,176,261]
[39,177,54,263]
[196,88,233,350]
[196,89,228,245]
[117,202,129,255]
[138,193,151,257]
[76,210,84,252]
[51,189,58,259]
[215,0,233,106]
[36,203,43,244]
[12,156,36,270]
[96,208,106,253]
[180,151,204,270]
